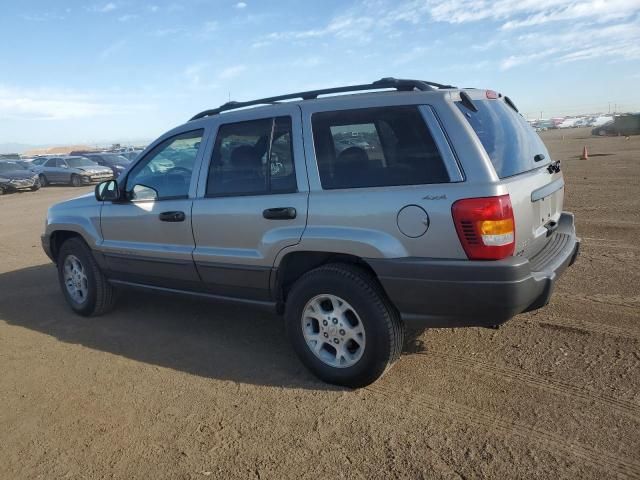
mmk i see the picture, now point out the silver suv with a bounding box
[42,78,579,387]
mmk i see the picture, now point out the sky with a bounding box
[1,0,639,146]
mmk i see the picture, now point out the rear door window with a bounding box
[206,116,296,196]
[312,106,449,189]
[456,99,551,178]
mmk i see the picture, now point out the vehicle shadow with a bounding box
[0,264,344,391]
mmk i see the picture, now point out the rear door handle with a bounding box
[159,211,186,222]
[262,207,296,220]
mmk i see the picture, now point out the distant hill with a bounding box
[23,145,96,156]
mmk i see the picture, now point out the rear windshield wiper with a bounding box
[504,96,519,112]
[459,91,478,112]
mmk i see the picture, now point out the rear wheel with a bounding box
[70,174,82,187]
[57,237,116,316]
[39,174,48,187]
[285,263,404,388]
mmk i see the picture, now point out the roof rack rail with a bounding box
[189,77,456,121]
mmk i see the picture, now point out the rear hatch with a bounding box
[456,93,564,259]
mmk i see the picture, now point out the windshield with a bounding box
[456,99,551,178]
[66,157,99,168]
[0,162,26,173]
[102,154,130,165]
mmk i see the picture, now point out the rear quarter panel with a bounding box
[289,92,505,261]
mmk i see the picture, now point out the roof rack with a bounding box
[189,77,456,121]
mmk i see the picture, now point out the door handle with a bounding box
[159,211,186,222]
[262,207,296,220]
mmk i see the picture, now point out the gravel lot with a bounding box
[1,128,639,479]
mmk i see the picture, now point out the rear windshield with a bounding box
[456,99,550,178]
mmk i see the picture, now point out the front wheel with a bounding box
[39,174,48,187]
[285,263,404,388]
[57,237,116,316]
[70,174,82,187]
[30,179,41,191]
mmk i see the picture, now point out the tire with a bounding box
[71,174,82,187]
[30,180,41,191]
[285,263,404,388]
[57,237,116,316]
[39,174,48,187]
[0,187,4,195]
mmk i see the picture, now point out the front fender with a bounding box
[43,201,103,261]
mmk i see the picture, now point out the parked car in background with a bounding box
[0,161,40,194]
[80,153,130,177]
[34,156,113,187]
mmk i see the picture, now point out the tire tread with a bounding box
[58,237,116,316]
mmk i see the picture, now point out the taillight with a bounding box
[451,195,515,260]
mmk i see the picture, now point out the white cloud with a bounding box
[0,86,147,120]
[118,14,138,22]
[100,40,126,59]
[500,22,640,69]
[204,21,218,32]
[20,12,65,21]
[262,0,640,42]
[235,2,247,8]
[151,27,183,37]
[258,0,640,71]
[218,65,247,80]
[291,56,323,68]
[90,2,118,13]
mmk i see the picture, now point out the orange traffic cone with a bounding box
[580,146,589,160]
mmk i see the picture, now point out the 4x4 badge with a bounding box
[423,194,447,200]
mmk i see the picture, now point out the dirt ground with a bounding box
[1,128,639,479]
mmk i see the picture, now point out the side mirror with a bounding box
[95,180,120,201]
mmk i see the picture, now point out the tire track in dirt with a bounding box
[582,237,640,251]
[555,293,640,310]
[537,315,640,338]
[420,351,640,421]
[535,319,640,340]
[365,385,640,479]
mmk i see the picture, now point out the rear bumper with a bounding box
[368,212,580,328]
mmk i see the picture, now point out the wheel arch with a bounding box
[49,230,85,263]
[272,250,388,313]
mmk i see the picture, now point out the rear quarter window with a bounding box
[312,106,450,189]
[456,99,551,178]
